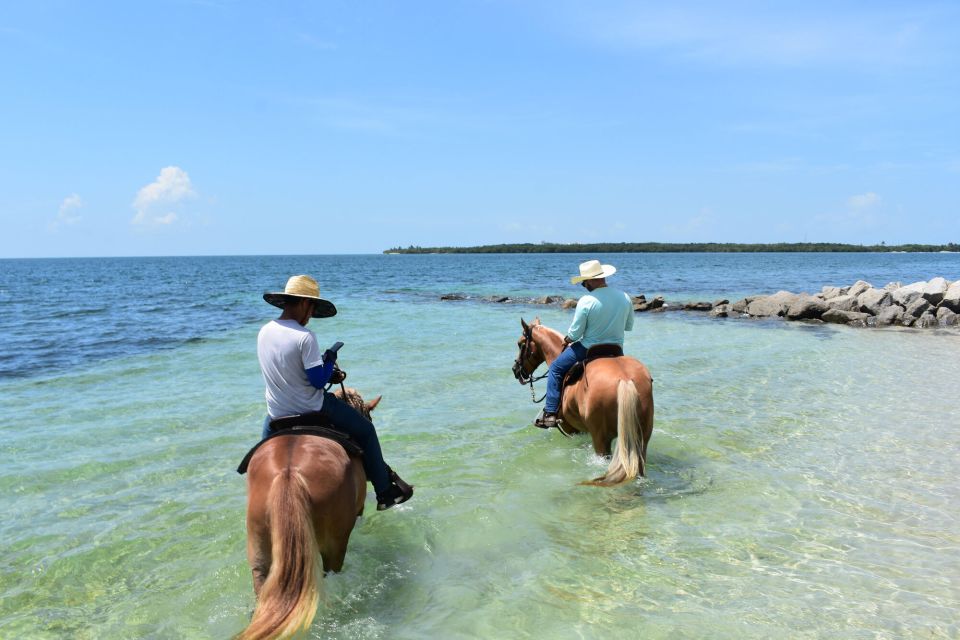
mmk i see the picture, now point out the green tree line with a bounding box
[384,242,960,254]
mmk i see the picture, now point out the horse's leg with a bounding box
[590,430,613,457]
[246,512,272,596]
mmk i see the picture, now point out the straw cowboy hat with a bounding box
[570,259,617,285]
[263,275,337,318]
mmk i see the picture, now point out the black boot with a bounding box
[377,467,414,511]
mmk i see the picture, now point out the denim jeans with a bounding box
[544,341,587,414]
[261,392,391,495]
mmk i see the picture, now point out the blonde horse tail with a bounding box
[236,470,320,640]
[584,379,644,487]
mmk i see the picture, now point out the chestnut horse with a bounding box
[236,389,380,640]
[512,318,654,486]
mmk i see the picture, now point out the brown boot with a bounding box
[534,411,558,429]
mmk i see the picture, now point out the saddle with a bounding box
[236,413,364,475]
[557,343,624,417]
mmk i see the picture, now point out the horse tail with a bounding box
[584,379,644,487]
[236,470,320,640]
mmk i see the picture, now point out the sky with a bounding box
[1,0,958,257]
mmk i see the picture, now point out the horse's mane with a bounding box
[334,387,373,420]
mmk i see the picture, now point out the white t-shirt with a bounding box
[257,319,328,418]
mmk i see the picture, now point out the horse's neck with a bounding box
[535,326,565,364]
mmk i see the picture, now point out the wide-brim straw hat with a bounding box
[263,275,337,318]
[570,259,617,284]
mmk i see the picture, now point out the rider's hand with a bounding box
[330,368,347,384]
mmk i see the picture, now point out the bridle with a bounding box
[512,324,548,403]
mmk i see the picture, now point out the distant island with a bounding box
[384,242,960,254]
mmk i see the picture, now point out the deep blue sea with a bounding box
[1,252,958,639]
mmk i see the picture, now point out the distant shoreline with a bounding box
[384,242,959,254]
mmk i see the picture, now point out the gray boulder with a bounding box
[936,306,958,326]
[821,285,846,300]
[826,294,860,312]
[709,304,730,318]
[940,281,960,312]
[875,305,904,326]
[923,277,949,305]
[916,311,939,328]
[746,291,799,317]
[891,285,922,307]
[561,298,578,309]
[684,302,714,311]
[822,309,871,325]
[847,280,873,298]
[730,298,751,314]
[786,295,829,320]
[883,281,902,291]
[905,297,932,318]
[857,288,893,315]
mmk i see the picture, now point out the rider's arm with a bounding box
[306,359,335,389]
[566,297,592,343]
[301,332,335,389]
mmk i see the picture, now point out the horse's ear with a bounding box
[366,395,382,412]
[533,316,541,325]
[521,318,529,331]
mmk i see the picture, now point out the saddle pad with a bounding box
[237,426,364,475]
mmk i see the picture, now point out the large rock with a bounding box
[905,297,932,318]
[922,277,949,305]
[561,298,578,309]
[847,280,873,298]
[822,309,871,325]
[786,295,829,320]
[746,291,799,317]
[936,306,958,326]
[821,285,846,300]
[826,294,860,312]
[730,298,751,314]
[684,302,713,311]
[857,288,893,315]
[709,304,730,318]
[891,285,923,307]
[940,281,960,312]
[916,311,939,328]
[883,281,902,291]
[634,295,665,312]
[875,305,904,326]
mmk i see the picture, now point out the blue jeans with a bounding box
[544,342,587,414]
[261,392,391,495]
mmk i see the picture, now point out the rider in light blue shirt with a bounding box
[536,260,634,429]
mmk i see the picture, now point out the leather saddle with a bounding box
[237,413,364,475]
[557,344,624,418]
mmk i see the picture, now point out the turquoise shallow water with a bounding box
[1,254,959,638]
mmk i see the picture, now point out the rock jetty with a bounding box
[674,278,959,328]
[439,277,959,329]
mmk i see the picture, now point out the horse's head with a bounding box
[512,317,546,384]
[335,387,382,421]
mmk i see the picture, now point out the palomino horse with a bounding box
[512,317,654,486]
[236,388,380,640]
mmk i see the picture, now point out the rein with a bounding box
[516,324,548,403]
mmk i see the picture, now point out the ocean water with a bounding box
[1,253,958,639]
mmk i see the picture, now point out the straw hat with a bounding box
[263,275,337,318]
[570,259,617,284]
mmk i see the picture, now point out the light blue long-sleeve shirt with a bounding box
[566,285,634,348]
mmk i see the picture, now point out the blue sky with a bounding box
[1,1,957,257]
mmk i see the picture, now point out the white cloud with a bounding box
[848,192,881,209]
[131,166,196,226]
[557,3,947,69]
[48,193,83,231]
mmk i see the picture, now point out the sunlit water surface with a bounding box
[1,254,958,638]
